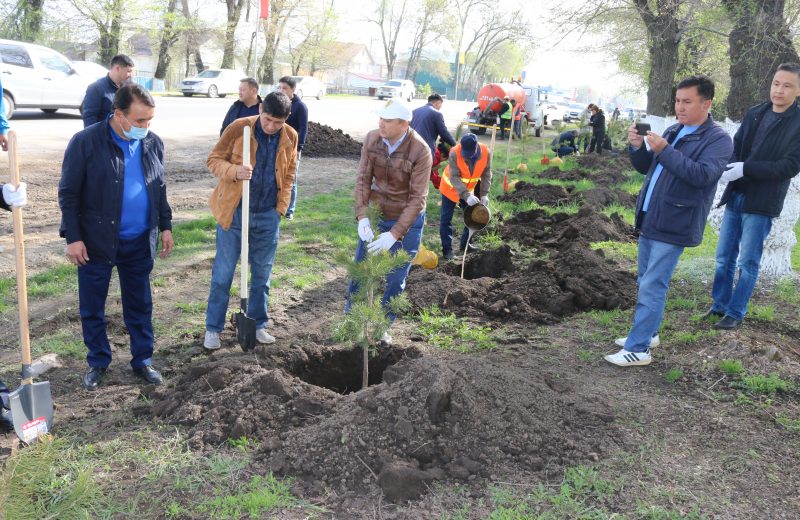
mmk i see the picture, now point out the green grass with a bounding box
[775,277,800,304]
[175,302,206,314]
[0,264,79,312]
[601,203,635,225]
[776,413,800,430]
[734,373,795,396]
[31,331,85,359]
[749,304,775,322]
[418,305,495,353]
[670,329,718,345]
[590,240,638,263]
[718,359,745,376]
[196,474,297,519]
[664,367,684,383]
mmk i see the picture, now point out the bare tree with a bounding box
[181,0,205,74]
[221,0,248,69]
[155,0,183,80]
[66,0,125,65]
[452,0,490,100]
[367,0,410,79]
[284,0,338,76]
[258,0,302,85]
[724,0,800,119]
[405,0,450,82]
[2,0,45,42]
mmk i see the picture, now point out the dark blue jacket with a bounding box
[220,96,262,135]
[411,103,456,157]
[0,184,9,211]
[82,75,117,127]
[59,120,172,264]
[719,101,800,217]
[286,96,308,152]
[631,115,733,247]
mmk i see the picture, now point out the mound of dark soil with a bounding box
[303,122,362,157]
[576,153,632,172]
[498,181,572,206]
[540,165,628,187]
[574,187,638,208]
[502,205,635,248]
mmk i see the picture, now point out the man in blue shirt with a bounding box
[606,75,733,367]
[277,76,308,220]
[60,84,174,389]
[410,93,456,158]
[82,54,134,127]
[0,74,9,151]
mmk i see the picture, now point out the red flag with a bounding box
[259,0,269,19]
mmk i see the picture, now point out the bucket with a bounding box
[464,203,491,231]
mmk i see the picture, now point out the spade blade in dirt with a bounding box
[9,381,54,444]
[236,301,257,352]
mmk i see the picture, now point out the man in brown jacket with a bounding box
[346,100,432,344]
[203,92,298,350]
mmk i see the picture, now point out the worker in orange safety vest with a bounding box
[438,133,492,260]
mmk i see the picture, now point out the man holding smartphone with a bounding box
[606,75,733,367]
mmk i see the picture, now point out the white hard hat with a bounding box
[377,99,412,121]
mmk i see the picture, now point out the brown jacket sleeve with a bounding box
[390,134,431,239]
[354,131,376,222]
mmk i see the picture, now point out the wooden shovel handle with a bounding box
[8,131,33,376]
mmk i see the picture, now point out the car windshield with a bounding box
[386,81,402,86]
[197,70,220,78]
[291,76,305,83]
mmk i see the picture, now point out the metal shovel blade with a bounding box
[236,310,257,352]
[8,381,53,444]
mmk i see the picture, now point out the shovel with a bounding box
[6,131,54,443]
[236,126,257,351]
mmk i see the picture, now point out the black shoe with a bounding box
[83,367,106,390]
[443,251,454,260]
[701,308,725,320]
[133,366,163,385]
[714,315,742,330]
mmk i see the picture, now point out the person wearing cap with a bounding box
[438,133,492,260]
[347,99,432,344]
[498,96,513,140]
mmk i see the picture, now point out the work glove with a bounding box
[367,231,398,255]
[720,162,744,183]
[480,195,489,206]
[2,182,27,208]
[357,217,374,242]
[466,194,480,206]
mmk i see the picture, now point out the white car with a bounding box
[71,61,109,82]
[291,76,326,100]
[377,79,415,102]
[181,69,243,98]
[0,38,91,118]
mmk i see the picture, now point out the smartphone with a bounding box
[636,122,651,136]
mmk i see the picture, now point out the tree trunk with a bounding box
[154,0,180,80]
[221,0,245,69]
[635,0,681,117]
[15,0,45,42]
[97,0,124,66]
[180,0,204,74]
[724,0,800,120]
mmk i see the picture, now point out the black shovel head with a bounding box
[236,310,257,352]
[8,381,53,444]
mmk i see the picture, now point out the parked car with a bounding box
[71,61,109,82]
[377,79,415,102]
[0,38,91,119]
[562,104,582,123]
[181,69,243,98]
[291,76,326,100]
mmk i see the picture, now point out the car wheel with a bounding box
[535,127,541,138]
[316,90,323,100]
[3,92,14,120]
[207,85,218,98]
[474,126,486,135]
[378,96,383,100]
[219,94,227,98]
[41,108,58,114]
[183,93,193,97]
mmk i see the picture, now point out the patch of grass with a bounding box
[666,295,699,311]
[31,331,85,359]
[719,359,745,376]
[578,350,594,362]
[671,329,717,345]
[776,413,800,430]
[175,302,206,314]
[418,305,495,353]
[664,367,684,383]
[476,231,504,249]
[775,277,800,304]
[734,373,795,396]
[195,474,297,519]
[587,308,627,328]
[591,240,638,263]
[749,304,775,322]
[227,436,258,452]
[635,503,707,519]
[601,203,635,225]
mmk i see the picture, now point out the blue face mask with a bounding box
[122,115,149,140]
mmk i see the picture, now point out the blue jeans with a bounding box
[439,195,469,255]
[78,231,154,369]
[710,192,773,321]
[286,156,300,217]
[346,212,425,322]
[205,205,281,332]
[624,236,685,353]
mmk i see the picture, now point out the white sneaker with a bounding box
[256,328,276,344]
[204,331,221,350]
[614,334,660,349]
[380,331,392,345]
[604,349,652,367]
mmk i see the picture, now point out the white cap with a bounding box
[377,99,412,121]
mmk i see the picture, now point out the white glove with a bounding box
[480,195,489,206]
[466,194,480,206]
[2,182,27,208]
[720,162,744,183]
[357,217,374,242]
[367,231,398,255]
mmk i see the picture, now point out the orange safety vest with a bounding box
[439,143,489,203]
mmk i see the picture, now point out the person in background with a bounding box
[577,105,592,153]
[551,129,579,157]
[410,93,456,159]
[588,105,606,155]
[82,54,135,127]
[220,77,262,135]
[277,76,308,221]
[498,96,513,140]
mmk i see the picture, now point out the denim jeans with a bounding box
[346,212,425,322]
[710,191,773,321]
[78,231,154,369]
[286,156,300,217]
[439,195,469,255]
[624,236,685,353]
[205,205,281,332]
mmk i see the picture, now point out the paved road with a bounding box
[6,95,476,157]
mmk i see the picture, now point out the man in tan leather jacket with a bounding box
[203,92,298,350]
[346,100,432,344]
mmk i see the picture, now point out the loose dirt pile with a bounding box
[540,165,629,186]
[498,181,572,206]
[304,122,362,157]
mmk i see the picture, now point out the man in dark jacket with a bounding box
[277,76,308,220]
[411,93,456,158]
[220,77,262,135]
[59,84,173,389]
[705,63,800,330]
[551,129,579,157]
[606,75,733,367]
[588,106,606,154]
[81,54,134,127]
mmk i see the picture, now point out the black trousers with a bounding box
[589,130,605,154]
